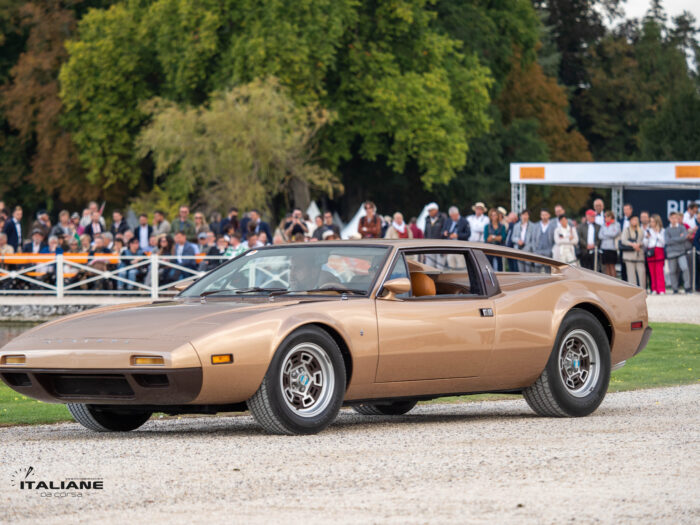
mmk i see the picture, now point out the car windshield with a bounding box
[180,245,390,297]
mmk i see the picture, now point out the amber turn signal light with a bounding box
[131,356,165,366]
[631,321,644,330]
[211,354,233,365]
[2,355,26,365]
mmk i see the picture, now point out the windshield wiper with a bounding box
[272,286,367,296]
[200,287,286,297]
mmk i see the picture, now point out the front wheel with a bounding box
[352,400,418,416]
[523,309,611,417]
[247,327,346,435]
[67,404,152,432]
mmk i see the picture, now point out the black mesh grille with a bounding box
[41,374,134,398]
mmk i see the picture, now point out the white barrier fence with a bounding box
[0,254,230,299]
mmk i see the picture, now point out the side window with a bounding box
[385,253,411,298]
[402,250,484,298]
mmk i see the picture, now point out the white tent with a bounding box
[340,205,365,239]
[305,201,321,220]
[415,204,431,233]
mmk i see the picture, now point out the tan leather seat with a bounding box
[410,272,436,297]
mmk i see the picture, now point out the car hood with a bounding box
[3,298,309,351]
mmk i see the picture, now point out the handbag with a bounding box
[645,248,655,259]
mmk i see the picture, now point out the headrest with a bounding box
[410,272,436,297]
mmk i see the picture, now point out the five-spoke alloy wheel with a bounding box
[524,309,611,417]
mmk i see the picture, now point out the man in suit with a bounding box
[84,211,105,240]
[577,209,601,271]
[219,207,239,236]
[110,210,130,238]
[242,209,273,243]
[22,229,48,254]
[134,214,153,252]
[169,231,198,282]
[511,210,537,272]
[533,209,556,272]
[2,206,23,252]
[442,206,470,241]
[423,202,446,239]
[617,203,633,281]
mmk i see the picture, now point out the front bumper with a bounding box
[0,367,202,405]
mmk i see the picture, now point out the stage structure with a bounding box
[510,162,700,218]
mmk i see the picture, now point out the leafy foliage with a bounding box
[136,78,342,215]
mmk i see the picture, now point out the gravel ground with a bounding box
[2,385,698,524]
[646,293,700,324]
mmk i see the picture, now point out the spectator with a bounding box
[23,229,48,254]
[639,210,651,233]
[442,206,470,241]
[172,205,196,241]
[2,206,23,251]
[153,210,171,236]
[423,202,445,239]
[644,214,666,294]
[497,206,508,226]
[682,202,698,229]
[195,232,208,253]
[380,215,391,238]
[170,231,197,282]
[694,209,700,292]
[51,210,73,240]
[46,235,63,255]
[512,210,536,272]
[554,204,565,219]
[599,210,620,277]
[201,235,229,271]
[503,212,518,248]
[79,234,91,252]
[322,230,340,241]
[243,209,273,243]
[620,216,646,287]
[358,201,382,239]
[110,210,129,237]
[467,202,489,242]
[208,211,222,236]
[80,201,104,229]
[31,210,51,238]
[312,211,341,241]
[593,198,605,226]
[408,217,423,239]
[193,212,210,237]
[385,212,413,239]
[78,208,91,229]
[219,207,239,236]
[71,212,83,236]
[484,208,506,270]
[242,230,264,250]
[0,232,14,255]
[553,215,578,264]
[67,237,79,254]
[618,203,634,281]
[134,214,153,252]
[225,233,246,258]
[533,208,556,264]
[118,237,145,290]
[576,210,600,271]
[101,232,115,251]
[310,215,323,238]
[665,212,691,294]
[84,211,104,240]
[147,234,158,253]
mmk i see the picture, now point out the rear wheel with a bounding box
[352,400,418,416]
[523,309,611,417]
[247,326,346,435]
[67,404,152,432]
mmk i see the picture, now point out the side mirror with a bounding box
[380,277,411,300]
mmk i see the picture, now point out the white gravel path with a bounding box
[2,385,698,524]
[647,293,700,324]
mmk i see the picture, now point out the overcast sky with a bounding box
[622,0,700,23]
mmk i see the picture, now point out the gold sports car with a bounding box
[0,240,651,435]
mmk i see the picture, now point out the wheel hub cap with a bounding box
[558,329,600,397]
[280,343,334,417]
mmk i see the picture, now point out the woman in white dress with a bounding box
[553,215,579,264]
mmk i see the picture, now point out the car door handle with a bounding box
[480,308,494,317]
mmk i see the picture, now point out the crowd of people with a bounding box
[1,197,699,294]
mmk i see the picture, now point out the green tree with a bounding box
[639,88,700,160]
[136,78,342,215]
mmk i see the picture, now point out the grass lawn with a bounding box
[0,322,698,426]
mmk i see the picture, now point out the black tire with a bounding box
[247,326,346,435]
[67,404,152,432]
[352,400,418,416]
[523,309,611,417]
